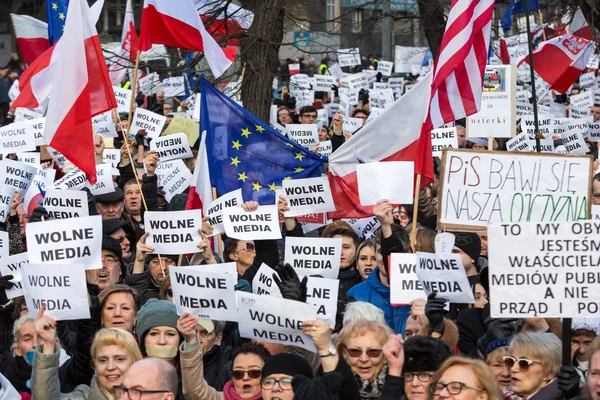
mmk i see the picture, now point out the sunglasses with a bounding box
[232,369,262,380]
[345,347,382,358]
[502,356,543,371]
[236,242,256,253]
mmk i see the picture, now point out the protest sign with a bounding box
[46,146,67,168]
[154,159,192,202]
[431,127,458,157]
[312,75,336,91]
[43,189,89,219]
[342,117,363,136]
[190,93,201,122]
[570,106,592,119]
[253,263,282,297]
[521,114,553,138]
[390,253,427,305]
[516,101,533,117]
[0,122,36,154]
[0,185,15,224]
[164,115,200,147]
[112,86,132,113]
[357,161,414,206]
[206,189,243,236]
[282,177,336,217]
[102,148,121,175]
[286,124,319,147]
[0,159,36,194]
[370,89,395,109]
[26,215,103,270]
[337,48,361,67]
[284,237,341,279]
[373,83,390,92]
[8,80,19,100]
[170,267,238,321]
[53,167,87,191]
[92,111,118,138]
[328,63,344,78]
[415,252,474,303]
[16,152,40,167]
[138,72,160,96]
[86,164,115,196]
[162,77,185,97]
[366,106,385,123]
[489,220,600,317]
[580,72,598,91]
[22,263,90,321]
[237,291,318,352]
[317,140,332,157]
[150,133,192,162]
[194,262,238,284]
[327,103,341,118]
[377,60,394,76]
[145,210,203,254]
[589,121,600,142]
[14,105,45,122]
[130,108,166,140]
[0,252,28,299]
[343,217,380,240]
[23,118,46,146]
[341,74,368,92]
[549,101,567,118]
[0,231,7,259]
[24,166,56,212]
[438,149,592,230]
[506,132,533,152]
[223,206,282,240]
[530,137,554,153]
[570,91,594,109]
[306,277,339,328]
[561,120,589,155]
[389,77,405,98]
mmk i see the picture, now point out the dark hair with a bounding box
[299,105,317,116]
[326,227,360,248]
[594,173,600,184]
[223,238,240,262]
[124,179,138,190]
[593,103,600,108]
[231,341,271,368]
[352,108,369,118]
[315,91,328,100]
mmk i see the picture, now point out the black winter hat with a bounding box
[102,235,122,260]
[452,232,481,263]
[102,219,128,235]
[262,353,313,379]
[95,187,124,204]
[402,336,452,374]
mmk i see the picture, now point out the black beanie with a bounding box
[262,353,313,379]
[452,232,481,262]
[102,235,122,260]
[402,336,452,374]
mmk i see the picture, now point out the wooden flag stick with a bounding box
[488,137,494,150]
[410,174,422,251]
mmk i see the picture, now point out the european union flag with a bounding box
[501,0,540,32]
[200,77,323,204]
[47,0,69,45]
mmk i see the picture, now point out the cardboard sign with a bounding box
[0,159,36,194]
[342,117,363,136]
[431,127,458,157]
[306,277,339,328]
[92,111,118,138]
[506,132,533,152]
[0,122,36,154]
[284,237,341,279]
[26,215,103,270]
[154,159,193,202]
[206,189,243,236]
[150,133,193,162]
[286,124,319,147]
[237,291,318,352]
[1,185,18,223]
[223,206,282,240]
[0,252,28,299]
[489,220,600,317]
[170,267,238,321]
[570,91,594,109]
[162,77,186,98]
[130,108,166,140]
[357,161,414,206]
[252,263,282,297]
[438,149,592,230]
[377,61,394,76]
[43,189,89,219]
[0,231,8,259]
[337,48,361,67]
[16,152,40,167]
[53,168,87,191]
[282,177,336,217]
[112,86,132,113]
[138,72,160,96]
[164,115,200,147]
[312,75,336,91]
[343,216,380,240]
[390,253,427,305]
[317,140,332,157]
[145,210,203,254]
[22,263,90,321]
[86,164,115,196]
[415,252,474,303]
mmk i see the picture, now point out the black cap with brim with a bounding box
[102,235,123,259]
[95,187,124,204]
[102,219,128,235]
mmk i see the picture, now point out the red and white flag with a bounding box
[44,0,116,184]
[195,0,253,46]
[327,74,434,219]
[519,35,593,94]
[570,9,594,41]
[186,131,212,216]
[109,0,139,85]
[140,0,236,78]
[10,14,50,63]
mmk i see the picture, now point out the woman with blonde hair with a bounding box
[429,356,502,400]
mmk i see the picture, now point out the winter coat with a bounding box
[338,268,362,298]
[180,341,226,400]
[204,345,232,391]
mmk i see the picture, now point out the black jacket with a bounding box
[338,268,361,298]
[203,344,232,391]
[456,306,489,357]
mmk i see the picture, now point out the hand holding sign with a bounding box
[177,312,199,343]
[145,150,160,176]
[302,319,333,354]
[273,263,308,302]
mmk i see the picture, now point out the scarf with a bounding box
[5,356,31,393]
[223,380,262,400]
[354,364,387,400]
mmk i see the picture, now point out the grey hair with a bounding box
[508,332,561,377]
[343,301,385,326]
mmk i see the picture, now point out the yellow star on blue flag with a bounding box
[47,0,68,45]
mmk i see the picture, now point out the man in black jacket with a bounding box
[325,227,362,297]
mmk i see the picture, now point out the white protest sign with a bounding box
[237,291,318,352]
[0,252,27,299]
[92,111,118,138]
[317,108,329,127]
[286,124,319,147]
[193,262,238,284]
[516,101,533,117]
[342,117,363,136]
[138,72,160,96]
[284,237,341,279]
[520,114,553,138]
[328,63,344,78]
[312,75,336,91]
[342,74,368,92]
[46,146,67,168]
[25,215,103,270]
[191,93,201,122]
[85,164,115,195]
[570,106,591,119]
[377,61,394,76]
[0,231,8,259]
[253,263,282,297]
[357,161,414,206]
[530,137,554,153]
[112,86,132,113]
[438,150,592,229]
[154,159,192,202]
[506,132,533,152]
[0,122,36,154]
[130,108,166,140]
[415,252,474,303]
[390,253,427,305]
[24,166,56,212]
[317,140,332,157]
[366,106,385,123]
[327,103,341,118]
[571,91,594,109]
[389,77,405,98]
[16,152,40,167]
[0,159,36,194]
[550,101,567,118]
[170,267,238,321]
[337,48,361,67]
[14,106,45,122]
[373,83,390,92]
[102,148,121,175]
[43,189,89,219]
[8,80,20,100]
[223,206,282,240]
[282,177,336,217]
[162,77,186,98]
[22,118,46,146]
[145,210,203,254]
[0,185,16,224]
[580,72,598,91]
[431,127,458,157]
[561,121,589,155]
[205,189,243,236]
[150,133,192,162]
[343,216,380,240]
[306,277,339,328]
[370,89,395,109]
[22,263,90,321]
[53,167,87,191]
[589,121,600,142]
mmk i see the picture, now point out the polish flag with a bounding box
[186,130,212,216]
[109,0,139,85]
[10,14,50,63]
[519,35,593,94]
[140,0,236,78]
[194,0,253,46]
[327,74,434,219]
[44,0,117,184]
[570,9,594,41]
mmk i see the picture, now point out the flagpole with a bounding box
[410,174,422,250]
[537,10,547,41]
[523,0,542,153]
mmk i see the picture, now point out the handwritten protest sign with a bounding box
[0,159,36,194]
[0,122,36,154]
[154,159,192,202]
[0,185,16,224]
[86,164,115,196]
[438,149,592,230]
[506,132,533,152]
[170,267,238,321]
[164,115,200,146]
[431,127,458,157]
[112,86,132,113]
[390,253,427,305]
[16,152,40,167]
[286,124,319,147]
[22,263,89,321]
[284,237,341,279]
[138,72,160,96]
[306,277,339,328]
[130,108,166,140]
[253,263,282,297]
[337,48,361,67]
[0,231,7,259]
[357,161,414,206]
[92,111,118,138]
[415,252,474,303]
[145,210,203,254]
[0,252,28,299]
[488,220,600,317]
[26,215,103,270]
[162,77,185,97]
[43,189,89,219]
[150,133,193,162]
[237,292,318,352]
[282,177,335,217]
[223,206,282,240]
[206,189,243,236]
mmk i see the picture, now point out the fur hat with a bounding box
[262,353,313,379]
[402,336,452,374]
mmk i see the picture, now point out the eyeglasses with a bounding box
[116,236,128,244]
[261,377,293,390]
[345,347,382,358]
[503,356,543,371]
[235,242,255,253]
[102,257,119,266]
[232,369,262,380]
[113,385,171,400]
[404,372,434,383]
[430,382,484,395]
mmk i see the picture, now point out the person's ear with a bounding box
[230,252,238,261]
[13,344,22,357]
[477,391,489,400]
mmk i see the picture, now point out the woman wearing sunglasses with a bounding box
[429,357,501,400]
[503,332,562,400]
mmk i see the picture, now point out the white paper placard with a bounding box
[85,164,115,195]
[0,185,15,224]
[46,146,67,168]
[43,189,89,219]
[150,133,193,162]
[16,152,40,167]
[53,167,87,191]
[342,117,363,136]
[205,189,243,236]
[284,237,341,279]
[0,231,8,259]
[8,80,20,100]
[561,121,589,155]
[317,140,332,157]
[112,86,132,113]
[377,61,394,76]
[23,118,46,146]
[192,262,238,284]
[415,252,474,303]
[312,75,336,91]
[24,167,56,213]
[0,252,28,299]
[357,161,414,206]
[130,108,166,140]
[282,177,336,217]
[223,206,282,240]
[0,159,36,195]
[286,124,319,148]
[14,106,45,122]
[520,114,553,138]
[343,216,380,240]
[252,263,282,297]
[580,72,598,91]
[570,91,594,109]
[306,277,339,328]
[138,72,160,96]
[92,111,118,138]
[145,210,203,254]
[570,106,591,119]
[162,77,186,98]
[506,132,533,152]
[154,159,193,202]
[337,48,361,67]
[0,122,36,154]
[431,127,458,157]
[102,148,121,175]
[589,121,600,142]
[390,253,427,305]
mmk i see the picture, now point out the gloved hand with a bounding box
[557,366,581,399]
[0,275,15,306]
[234,279,251,293]
[81,187,97,216]
[425,292,446,335]
[486,319,522,342]
[273,263,307,302]
[29,207,50,223]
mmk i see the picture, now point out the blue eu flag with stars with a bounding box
[47,0,69,45]
[200,76,323,204]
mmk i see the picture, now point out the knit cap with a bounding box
[262,353,314,379]
[135,299,179,342]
